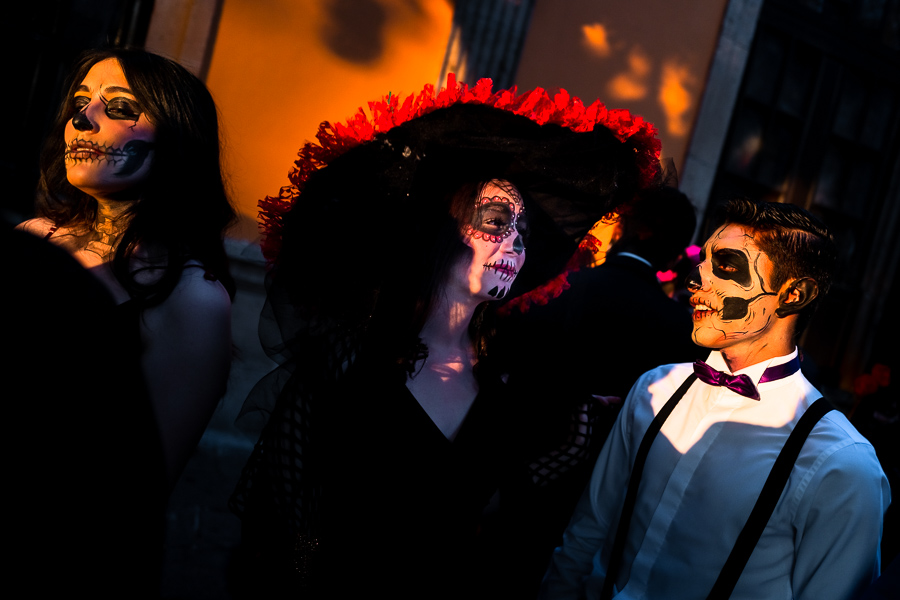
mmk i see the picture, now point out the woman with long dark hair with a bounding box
[19,48,236,489]
[229,80,660,597]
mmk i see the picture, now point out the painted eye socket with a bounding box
[717,263,738,273]
[515,212,529,242]
[473,202,515,237]
[73,96,90,111]
[105,97,143,121]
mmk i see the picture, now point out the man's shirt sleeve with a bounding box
[790,431,890,600]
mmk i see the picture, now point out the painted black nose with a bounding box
[686,264,702,291]
[72,110,93,132]
[512,233,524,255]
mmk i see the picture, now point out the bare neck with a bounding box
[718,323,797,373]
[417,291,482,364]
[86,198,136,259]
[94,197,134,231]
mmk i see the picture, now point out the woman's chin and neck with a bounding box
[420,287,484,354]
[90,187,141,221]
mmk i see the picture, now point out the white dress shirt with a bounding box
[541,349,890,600]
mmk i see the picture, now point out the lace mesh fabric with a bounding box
[229,279,367,564]
[228,355,323,541]
[527,397,602,487]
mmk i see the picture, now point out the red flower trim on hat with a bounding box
[257,74,661,264]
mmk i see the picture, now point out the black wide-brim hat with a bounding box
[258,76,662,317]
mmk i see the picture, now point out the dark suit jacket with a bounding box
[502,253,703,401]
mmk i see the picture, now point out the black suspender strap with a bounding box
[600,373,698,600]
[706,396,834,600]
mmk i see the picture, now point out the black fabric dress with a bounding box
[230,357,517,599]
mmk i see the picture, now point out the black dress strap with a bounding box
[600,372,698,600]
[706,396,834,599]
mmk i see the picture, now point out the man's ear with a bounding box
[775,277,819,317]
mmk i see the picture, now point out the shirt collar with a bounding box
[704,347,799,386]
[615,252,652,268]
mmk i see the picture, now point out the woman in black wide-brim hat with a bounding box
[228,77,661,598]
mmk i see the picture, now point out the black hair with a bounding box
[611,185,696,270]
[718,198,837,334]
[36,48,236,305]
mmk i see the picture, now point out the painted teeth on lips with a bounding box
[484,260,518,281]
[68,148,99,159]
[68,139,117,155]
[67,140,99,157]
[691,299,717,317]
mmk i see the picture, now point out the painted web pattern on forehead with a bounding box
[257,73,662,264]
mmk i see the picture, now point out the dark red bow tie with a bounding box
[692,356,802,400]
[693,361,760,399]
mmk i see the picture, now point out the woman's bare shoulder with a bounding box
[146,262,232,324]
[17,218,87,255]
[175,264,232,309]
[139,262,232,381]
[16,217,56,237]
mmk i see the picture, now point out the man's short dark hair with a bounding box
[718,198,837,333]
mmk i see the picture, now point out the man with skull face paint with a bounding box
[542,199,889,600]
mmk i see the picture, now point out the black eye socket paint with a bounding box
[106,98,142,121]
[473,202,514,236]
[711,248,751,287]
[70,93,144,131]
[116,140,155,176]
[515,213,529,238]
[99,93,142,124]
[512,233,525,255]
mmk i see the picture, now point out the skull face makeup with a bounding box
[63,58,156,199]
[455,180,527,301]
[687,224,780,350]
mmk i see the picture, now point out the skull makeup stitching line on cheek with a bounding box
[688,224,779,348]
[483,259,519,299]
[65,138,156,176]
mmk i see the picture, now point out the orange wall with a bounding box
[207,0,728,240]
[516,0,728,181]
[206,0,454,240]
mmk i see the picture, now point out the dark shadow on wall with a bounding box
[321,0,389,64]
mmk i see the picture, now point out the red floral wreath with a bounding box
[258,74,662,311]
